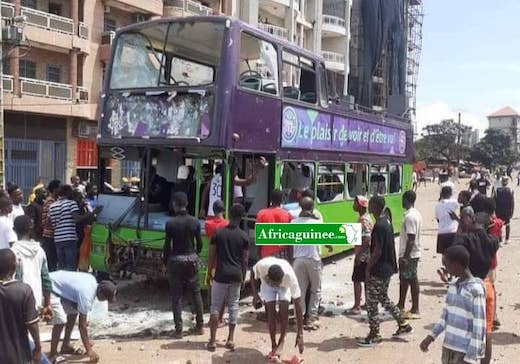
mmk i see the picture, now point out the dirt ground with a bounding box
[42,181,520,363]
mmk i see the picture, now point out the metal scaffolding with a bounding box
[406,0,424,135]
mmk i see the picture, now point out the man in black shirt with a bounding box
[206,204,249,351]
[0,249,42,364]
[358,196,412,347]
[163,192,204,338]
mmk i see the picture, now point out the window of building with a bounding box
[19,60,36,79]
[280,161,314,203]
[389,164,401,194]
[370,164,388,195]
[318,64,328,108]
[21,0,37,9]
[48,2,62,15]
[347,163,368,198]
[282,50,316,103]
[3,58,10,75]
[238,32,279,95]
[104,18,117,32]
[46,64,61,83]
[317,164,345,202]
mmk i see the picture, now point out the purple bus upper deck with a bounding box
[98,16,413,164]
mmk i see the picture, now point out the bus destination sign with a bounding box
[281,106,407,156]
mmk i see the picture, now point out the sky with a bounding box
[415,0,520,137]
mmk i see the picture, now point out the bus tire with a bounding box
[384,208,392,225]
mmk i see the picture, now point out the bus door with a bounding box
[228,153,274,234]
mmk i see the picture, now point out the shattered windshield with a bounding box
[109,21,224,89]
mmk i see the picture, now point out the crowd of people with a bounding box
[0,166,515,364]
[0,177,115,364]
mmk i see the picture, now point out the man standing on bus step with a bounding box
[163,192,204,338]
[493,176,514,244]
[206,203,249,352]
[397,191,423,320]
[251,256,304,360]
[256,190,292,261]
[357,196,413,347]
[345,196,372,316]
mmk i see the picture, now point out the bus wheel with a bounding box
[384,208,392,225]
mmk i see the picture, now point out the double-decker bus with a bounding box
[90,16,413,286]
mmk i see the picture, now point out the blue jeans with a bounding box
[55,241,78,271]
[29,337,51,364]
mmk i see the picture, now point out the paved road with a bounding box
[44,181,520,363]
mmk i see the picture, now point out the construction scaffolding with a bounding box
[406,0,424,135]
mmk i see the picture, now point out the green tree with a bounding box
[470,129,520,169]
[414,119,471,162]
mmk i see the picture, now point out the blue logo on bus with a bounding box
[282,107,299,144]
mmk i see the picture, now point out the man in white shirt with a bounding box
[291,197,330,330]
[0,196,17,249]
[397,191,423,320]
[251,257,304,360]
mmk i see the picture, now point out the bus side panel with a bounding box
[384,194,404,233]
[315,200,356,257]
[402,163,413,192]
[90,225,211,289]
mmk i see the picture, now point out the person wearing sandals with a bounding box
[397,191,423,320]
[206,204,249,352]
[291,197,331,330]
[48,271,116,363]
[345,195,372,316]
[357,196,413,347]
[251,257,304,361]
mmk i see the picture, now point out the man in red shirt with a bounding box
[205,200,229,327]
[256,190,292,260]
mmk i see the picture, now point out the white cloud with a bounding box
[415,101,487,138]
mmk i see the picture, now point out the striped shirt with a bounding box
[42,196,56,238]
[430,276,486,364]
[49,199,79,243]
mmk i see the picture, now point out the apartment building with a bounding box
[1,0,416,194]
[488,106,520,151]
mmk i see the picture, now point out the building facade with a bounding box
[487,106,520,151]
[1,0,417,195]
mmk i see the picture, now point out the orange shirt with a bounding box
[256,207,292,258]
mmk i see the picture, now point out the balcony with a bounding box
[258,23,288,41]
[2,75,13,93]
[260,0,299,19]
[322,51,345,72]
[322,15,346,37]
[100,31,116,63]
[22,7,74,35]
[106,0,163,16]
[18,77,88,102]
[164,0,219,17]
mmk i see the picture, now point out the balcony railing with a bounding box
[165,0,218,16]
[2,75,13,93]
[322,51,345,64]
[78,22,89,39]
[258,23,289,41]
[101,31,116,45]
[20,77,73,100]
[1,2,14,18]
[21,6,74,35]
[323,15,346,29]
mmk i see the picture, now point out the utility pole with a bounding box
[456,112,462,167]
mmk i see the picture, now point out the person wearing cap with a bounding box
[345,195,372,316]
[493,176,514,244]
[48,271,116,363]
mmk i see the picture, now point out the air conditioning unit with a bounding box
[104,5,110,13]
[135,14,146,23]
[78,123,95,138]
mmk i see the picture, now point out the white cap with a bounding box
[177,165,189,180]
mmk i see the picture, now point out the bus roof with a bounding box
[115,16,324,63]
